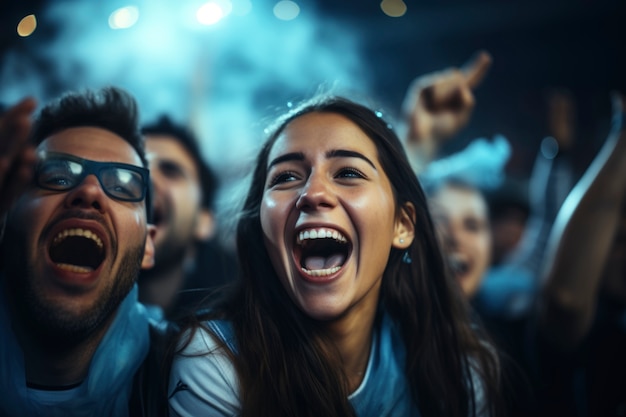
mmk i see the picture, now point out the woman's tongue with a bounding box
[303,254,345,270]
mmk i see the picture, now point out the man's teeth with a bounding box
[56,263,94,273]
[53,228,103,248]
[297,228,347,243]
[301,266,341,277]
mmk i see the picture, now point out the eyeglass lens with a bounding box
[37,157,146,202]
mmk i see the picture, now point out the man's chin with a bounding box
[16,297,108,349]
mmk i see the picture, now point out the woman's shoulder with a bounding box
[176,319,237,355]
[169,320,240,416]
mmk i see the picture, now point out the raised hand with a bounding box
[0,98,37,214]
[538,91,626,349]
[402,50,493,151]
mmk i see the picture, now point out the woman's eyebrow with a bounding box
[268,152,304,169]
[268,149,377,170]
[327,149,376,169]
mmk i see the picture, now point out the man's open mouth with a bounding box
[49,228,105,273]
[294,227,351,277]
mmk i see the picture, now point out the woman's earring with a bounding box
[402,251,412,264]
[399,238,411,263]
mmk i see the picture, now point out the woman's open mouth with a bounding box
[294,227,351,278]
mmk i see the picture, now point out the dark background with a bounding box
[2,0,624,178]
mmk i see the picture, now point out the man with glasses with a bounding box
[0,87,167,416]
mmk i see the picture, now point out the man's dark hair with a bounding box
[141,115,217,210]
[30,86,147,168]
[29,86,151,220]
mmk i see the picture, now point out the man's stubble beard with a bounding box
[2,223,146,350]
[140,224,194,281]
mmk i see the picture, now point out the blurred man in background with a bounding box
[139,116,236,321]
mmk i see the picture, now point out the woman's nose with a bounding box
[295,173,336,211]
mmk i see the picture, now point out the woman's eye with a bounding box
[269,171,299,186]
[337,167,365,179]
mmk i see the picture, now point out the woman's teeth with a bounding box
[297,227,347,244]
[301,265,341,277]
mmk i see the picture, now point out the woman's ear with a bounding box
[393,202,416,249]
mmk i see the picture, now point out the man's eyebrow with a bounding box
[268,152,304,169]
[327,149,376,169]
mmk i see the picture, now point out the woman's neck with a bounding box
[325,300,379,392]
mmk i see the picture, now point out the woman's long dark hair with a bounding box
[178,95,502,417]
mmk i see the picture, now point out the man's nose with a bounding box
[63,174,108,213]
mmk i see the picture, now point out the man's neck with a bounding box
[15,313,115,387]
[138,261,186,311]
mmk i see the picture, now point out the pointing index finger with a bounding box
[461,50,493,89]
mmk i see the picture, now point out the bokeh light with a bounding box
[380,0,407,18]
[197,2,226,25]
[17,14,37,37]
[274,1,300,21]
[109,6,139,29]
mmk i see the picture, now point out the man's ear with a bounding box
[141,224,157,270]
[194,208,216,241]
[392,202,416,249]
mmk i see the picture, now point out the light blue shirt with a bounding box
[0,284,150,417]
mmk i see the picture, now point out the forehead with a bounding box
[431,183,488,218]
[268,112,380,163]
[145,135,196,165]
[37,127,143,167]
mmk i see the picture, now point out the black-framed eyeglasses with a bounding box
[35,151,150,203]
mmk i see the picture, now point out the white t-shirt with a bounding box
[168,315,418,417]
[169,328,240,416]
[168,315,487,417]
